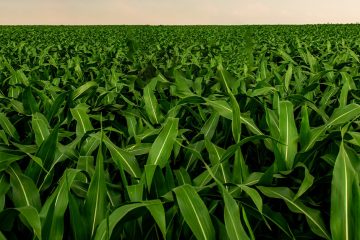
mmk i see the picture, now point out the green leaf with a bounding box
[230,94,241,143]
[330,142,360,240]
[240,114,265,137]
[249,87,276,97]
[35,125,58,170]
[302,126,326,152]
[200,112,219,140]
[143,79,163,124]
[257,186,330,239]
[0,112,19,140]
[69,193,88,240]
[222,188,250,240]
[347,48,360,63]
[147,117,179,167]
[339,74,350,107]
[195,157,249,240]
[278,49,296,64]
[103,135,141,178]
[70,104,94,136]
[303,103,360,151]
[0,150,25,172]
[174,168,192,185]
[326,103,360,126]
[293,163,314,200]
[266,108,280,139]
[28,125,59,185]
[242,208,254,240]
[125,114,137,138]
[206,100,266,141]
[299,104,311,149]
[219,135,277,167]
[206,100,233,120]
[80,134,100,156]
[16,206,42,240]
[22,87,39,114]
[125,143,152,156]
[94,201,163,240]
[185,140,205,170]
[217,66,248,182]
[0,173,9,212]
[277,101,298,170]
[205,140,229,183]
[237,185,263,214]
[0,130,9,145]
[32,112,50,146]
[85,143,107,237]
[72,81,97,101]
[7,164,41,211]
[261,205,295,239]
[173,70,194,97]
[46,91,67,121]
[144,164,158,191]
[146,202,167,239]
[193,164,220,187]
[43,169,80,240]
[284,64,293,91]
[0,231,5,240]
[126,183,144,202]
[173,184,215,240]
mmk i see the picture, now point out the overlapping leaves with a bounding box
[0,25,359,240]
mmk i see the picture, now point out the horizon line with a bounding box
[1,23,360,26]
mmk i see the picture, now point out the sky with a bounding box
[0,0,359,25]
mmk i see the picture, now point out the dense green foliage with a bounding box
[0,25,360,239]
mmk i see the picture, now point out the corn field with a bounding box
[0,25,359,239]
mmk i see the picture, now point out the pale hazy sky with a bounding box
[0,0,359,25]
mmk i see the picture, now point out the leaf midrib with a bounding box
[267,189,330,239]
[182,188,208,240]
[153,121,174,166]
[91,157,102,236]
[147,87,158,124]
[74,109,87,134]
[305,106,360,151]
[9,166,30,206]
[107,141,137,177]
[327,105,360,126]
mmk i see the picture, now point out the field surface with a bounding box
[0,25,360,239]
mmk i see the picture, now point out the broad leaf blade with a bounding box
[70,104,94,136]
[330,142,360,240]
[147,117,178,167]
[146,202,167,239]
[277,101,298,170]
[173,184,215,240]
[103,135,141,178]
[45,169,80,240]
[85,143,107,237]
[143,79,163,124]
[16,206,42,240]
[258,186,330,239]
[7,164,41,211]
[0,112,19,140]
[222,188,250,240]
[32,112,50,146]
[94,201,163,240]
